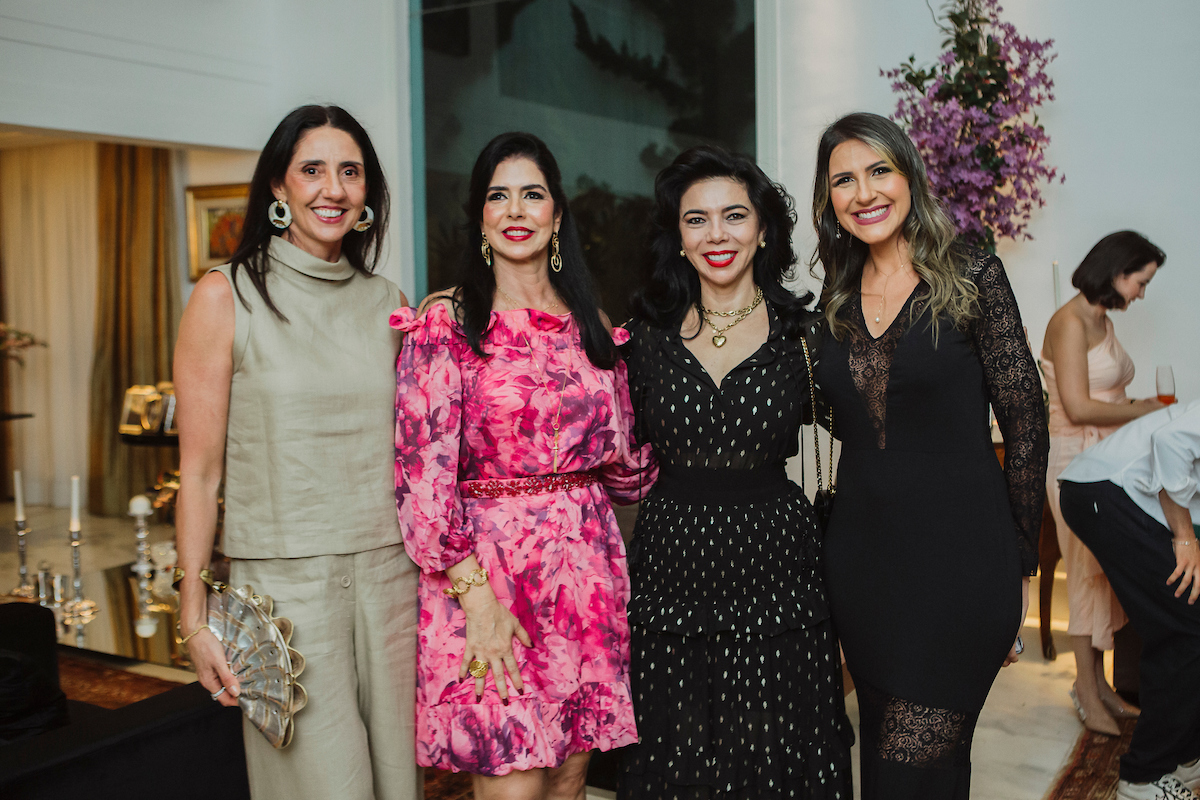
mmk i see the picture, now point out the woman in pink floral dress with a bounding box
[393,132,655,799]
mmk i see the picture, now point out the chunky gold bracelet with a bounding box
[171,567,224,591]
[178,624,214,646]
[444,568,488,598]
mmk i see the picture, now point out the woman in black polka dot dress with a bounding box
[617,145,854,800]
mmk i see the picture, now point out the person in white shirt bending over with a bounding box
[1059,399,1200,800]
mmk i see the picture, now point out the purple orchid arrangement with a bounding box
[886,0,1063,252]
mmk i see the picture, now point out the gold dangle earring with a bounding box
[550,232,562,272]
[481,237,492,267]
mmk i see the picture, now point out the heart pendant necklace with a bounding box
[700,287,763,347]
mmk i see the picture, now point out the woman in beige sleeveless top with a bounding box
[1042,230,1166,736]
[173,106,419,799]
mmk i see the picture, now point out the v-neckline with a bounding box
[676,304,778,392]
[859,282,923,342]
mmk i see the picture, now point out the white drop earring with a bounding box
[270,199,292,229]
[353,205,374,232]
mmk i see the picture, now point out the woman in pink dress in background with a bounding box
[1042,230,1166,735]
[392,132,655,800]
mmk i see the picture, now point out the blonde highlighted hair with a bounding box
[809,112,978,342]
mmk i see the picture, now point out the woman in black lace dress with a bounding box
[809,113,1049,799]
[618,145,854,799]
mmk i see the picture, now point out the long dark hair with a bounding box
[452,132,615,369]
[631,145,812,339]
[1072,230,1165,309]
[810,112,975,341]
[229,105,391,320]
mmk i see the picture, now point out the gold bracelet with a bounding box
[444,567,488,598]
[171,567,224,591]
[179,624,214,646]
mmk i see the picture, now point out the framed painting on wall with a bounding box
[185,183,250,280]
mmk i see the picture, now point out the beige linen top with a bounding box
[212,236,403,559]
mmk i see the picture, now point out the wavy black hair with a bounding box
[1072,230,1165,309]
[631,144,812,338]
[450,131,615,369]
[228,104,390,320]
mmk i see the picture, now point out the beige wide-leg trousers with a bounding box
[230,544,421,800]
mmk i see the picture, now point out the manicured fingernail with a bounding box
[502,697,509,706]
[517,687,524,695]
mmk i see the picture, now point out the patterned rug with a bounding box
[425,767,473,800]
[1044,718,1137,800]
[58,653,188,710]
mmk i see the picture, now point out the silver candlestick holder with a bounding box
[60,524,98,627]
[9,518,35,598]
[129,494,165,638]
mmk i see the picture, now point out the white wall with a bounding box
[758,0,1200,402]
[0,0,416,295]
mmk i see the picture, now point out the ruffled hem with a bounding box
[628,582,831,637]
[621,622,854,799]
[417,680,637,776]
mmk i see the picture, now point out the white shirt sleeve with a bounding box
[1145,407,1200,507]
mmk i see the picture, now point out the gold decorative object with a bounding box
[118,385,163,435]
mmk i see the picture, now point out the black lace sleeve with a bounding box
[967,252,1049,576]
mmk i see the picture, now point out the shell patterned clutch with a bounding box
[206,582,308,748]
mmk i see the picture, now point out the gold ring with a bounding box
[468,659,490,679]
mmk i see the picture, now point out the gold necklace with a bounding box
[520,331,569,473]
[498,286,561,314]
[866,264,908,324]
[699,287,763,347]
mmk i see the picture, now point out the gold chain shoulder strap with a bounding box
[799,336,834,493]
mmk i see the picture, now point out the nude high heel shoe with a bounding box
[1101,690,1142,720]
[1070,683,1121,736]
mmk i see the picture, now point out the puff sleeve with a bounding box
[392,304,474,573]
[601,325,658,504]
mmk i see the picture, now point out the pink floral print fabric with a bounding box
[391,303,656,776]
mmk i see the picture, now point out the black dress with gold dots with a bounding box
[617,304,854,800]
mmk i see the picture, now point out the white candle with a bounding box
[69,475,80,532]
[13,470,24,522]
[1052,260,1062,309]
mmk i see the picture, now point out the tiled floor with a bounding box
[2,504,1089,798]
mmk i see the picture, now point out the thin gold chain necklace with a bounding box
[699,287,763,347]
[520,331,569,473]
[864,264,909,324]
[498,286,561,314]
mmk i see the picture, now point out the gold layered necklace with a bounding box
[699,287,763,347]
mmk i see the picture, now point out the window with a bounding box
[418,0,756,322]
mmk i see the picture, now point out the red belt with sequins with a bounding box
[459,471,599,499]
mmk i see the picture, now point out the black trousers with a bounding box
[1060,480,1200,783]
